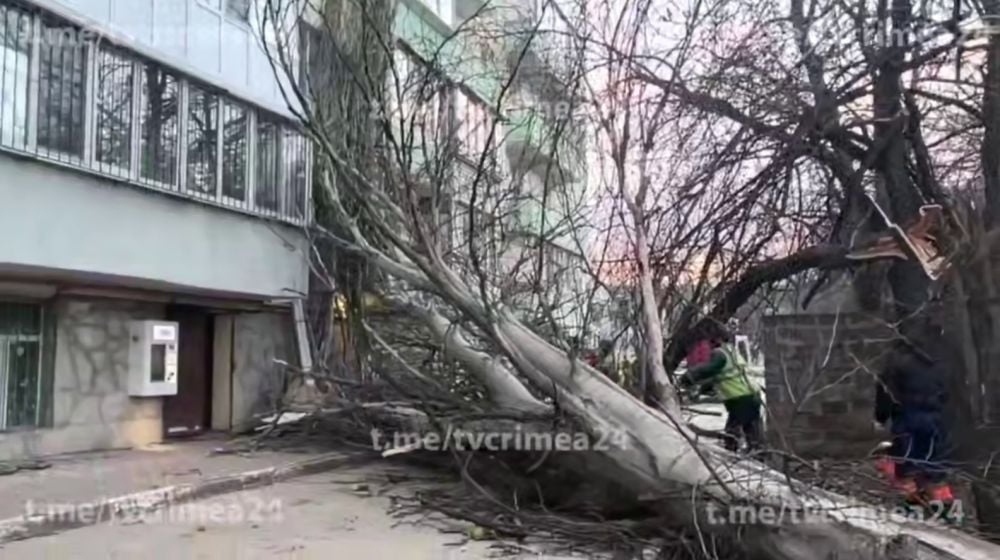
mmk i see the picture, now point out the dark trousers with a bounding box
[723,394,762,452]
[890,410,950,484]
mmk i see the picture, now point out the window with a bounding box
[0,4,30,149]
[454,89,490,161]
[201,0,250,23]
[395,50,448,148]
[221,100,248,201]
[0,302,42,429]
[37,15,88,159]
[139,64,180,185]
[94,48,135,173]
[454,0,482,21]
[186,85,219,196]
[282,128,307,219]
[467,207,500,272]
[226,0,251,22]
[421,0,453,25]
[254,116,307,217]
[449,202,468,253]
[0,2,310,224]
[255,116,280,212]
[418,196,454,251]
[416,78,451,153]
[546,247,571,285]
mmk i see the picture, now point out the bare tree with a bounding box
[255,0,1000,558]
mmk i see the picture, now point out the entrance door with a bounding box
[162,305,213,437]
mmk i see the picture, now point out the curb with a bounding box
[0,450,373,544]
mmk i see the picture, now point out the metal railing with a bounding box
[0,0,311,225]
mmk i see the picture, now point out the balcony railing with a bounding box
[388,45,508,192]
[0,0,311,225]
[503,1,576,84]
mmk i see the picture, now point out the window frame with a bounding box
[198,0,252,27]
[0,2,311,225]
[224,0,253,24]
[220,98,253,208]
[0,3,34,151]
[182,81,221,201]
[253,111,284,217]
[453,86,497,166]
[419,0,454,26]
[280,126,309,221]
[34,12,94,165]
[136,59,182,190]
[394,47,455,163]
[92,46,138,179]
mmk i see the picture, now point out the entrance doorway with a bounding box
[162,305,213,437]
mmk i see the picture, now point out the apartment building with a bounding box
[381,0,594,342]
[0,0,311,460]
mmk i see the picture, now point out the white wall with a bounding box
[0,154,309,299]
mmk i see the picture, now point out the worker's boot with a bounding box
[875,457,896,480]
[894,477,926,518]
[924,482,961,524]
[722,428,740,452]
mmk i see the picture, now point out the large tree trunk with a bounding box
[983,0,1000,228]
[286,0,1000,554]
[423,300,1000,560]
[872,0,932,324]
[338,213,1000,559]
[623,176,674,409]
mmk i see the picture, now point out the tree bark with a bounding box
[872,0,931,324]
[983,0,1000,227]
[470,306,1000,560]
[420,307,551,415]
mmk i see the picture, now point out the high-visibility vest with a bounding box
[715,345,758,401]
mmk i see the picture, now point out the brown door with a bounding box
[162,305,213,438]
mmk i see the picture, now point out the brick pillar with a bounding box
[762,313,895,458]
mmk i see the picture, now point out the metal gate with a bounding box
[0,302,42,430]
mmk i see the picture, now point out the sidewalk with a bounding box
[0,436,325,520]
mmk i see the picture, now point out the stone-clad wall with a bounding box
[0,298,165,460]
[761,313,896,457]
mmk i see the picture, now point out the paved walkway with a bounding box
[0,437,323,520]
[1,467,591,560]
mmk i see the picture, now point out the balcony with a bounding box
[504,1,578,92]
[504,101,583,181]
[0,0,310,300]
[0,0,311,226]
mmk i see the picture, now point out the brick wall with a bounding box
[761,313,896,458]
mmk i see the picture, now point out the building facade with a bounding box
[383,0,594,344]
[0,0,311,460]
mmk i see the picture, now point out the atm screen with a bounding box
[151,344,166,382]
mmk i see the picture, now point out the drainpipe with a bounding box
[292,299,313,373]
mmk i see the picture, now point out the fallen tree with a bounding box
[254,0,1000,558]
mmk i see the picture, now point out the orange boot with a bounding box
[894,477,922,505]
[925,482,955,503]
[876,457,896,479]
[923,482,960,523]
